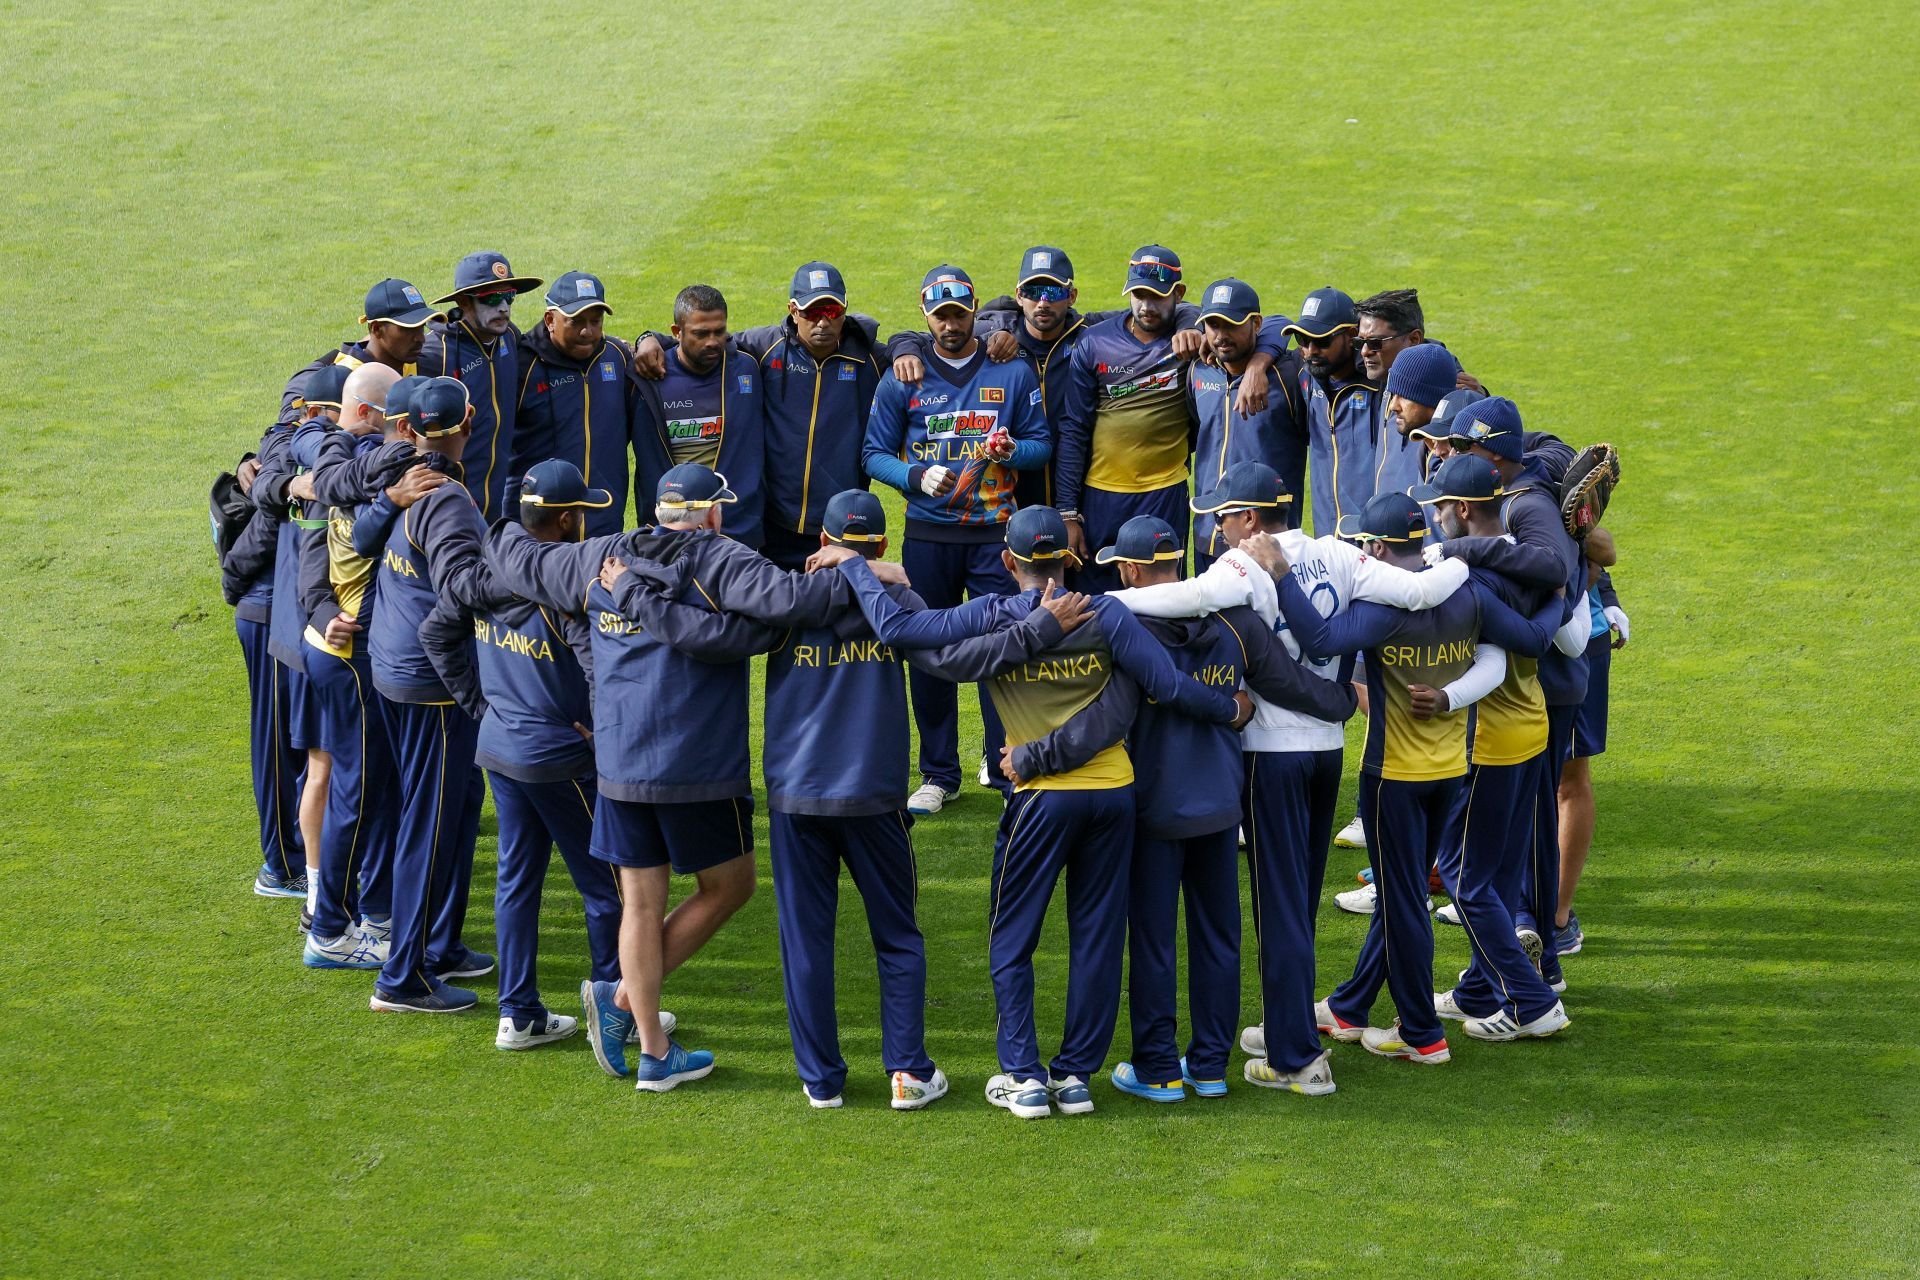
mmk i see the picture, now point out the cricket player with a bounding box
[509,271,642,536]
[1284,286,1380,536]
[280,278,441,425]
[835,506,1253,1119]
[1556,528,1628,956]
[1358,289,1484,501]
[862,265,1051,815]
[420,251,543,520]
[1054,246,1198,591]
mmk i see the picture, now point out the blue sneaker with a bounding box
[1356,865,1374,886]
[582,979,634,1077]
[633,1040,715,1092]
[303,928,387,970]
[1110,1061,1184,1103]
[254,866,307,899]
[368,976,478,1013]
[1180,1056,1228,1099]
[432,947,495,980]
[1553,914,1584,956]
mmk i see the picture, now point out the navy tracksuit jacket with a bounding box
[419,317,522,521]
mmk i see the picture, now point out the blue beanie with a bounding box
[1449,396,1525,461]
[1384,342,1461,408]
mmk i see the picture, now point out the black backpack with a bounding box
[209,466,253,565]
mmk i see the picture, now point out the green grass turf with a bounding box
[3,2,1916,1275]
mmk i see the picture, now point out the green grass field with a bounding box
[4,2,1917,1275]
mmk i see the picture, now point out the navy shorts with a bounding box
[286,662,320,752]
[1572,632,1610,758]
[591,795,755,873]
[306,646,376,756]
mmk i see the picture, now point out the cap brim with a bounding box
[1281,321,1356,339]
[523,488,614,510]
[1125,281,1178,297]
[657,486,737,509]
[1094,545,1180,565]
[549,300,613,316]
[792,290,847,307]
[365,307,445,328]
[1196,308,1256,325]
[1190,491,1290,515]
[433,276,544,305]
[1334,515,1367,540]
[923,299,976,315]
[1017,272,1071,287]
[1408,426,1444,442]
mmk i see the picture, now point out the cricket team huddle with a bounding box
[215,242,1627,1114]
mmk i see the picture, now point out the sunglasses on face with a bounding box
[1355,332,1406,351]
[1019,282,1073,303]
[921,280,975,307]
[1297,333,1341,349]
[798,301,846,322]
[473,291,516,308]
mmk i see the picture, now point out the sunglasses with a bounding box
[1128,260,1181,287]
[473,291,517,308]
[921,280,975,307]
[1355,332,1406,351]
[1019,282,1073,303]
[798,301,846,322]
[1296,332,1344,349]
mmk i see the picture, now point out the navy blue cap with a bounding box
[1191,460,1292,515]
[655,463,737,509]
[435,251,542,305]
[545,270,612,317]
[1004,506,1078,565]
[1197,277,1260,325]
[1018,246,1074,287]
[384,375,430,426]
[411,377,471,437]
[791,261,847,307]
[1447,396,1525,460]
[1283,286,1358,339]
[822,490,887,543]
[520,459,612,510]
[1411,453,1504,505]
[919,265,976,313]
[1125,245,1183,296]
[361,278,443,328]
[299,363,351,411]
[1415,387,1486,442]
[1335,492,1429,543]
[1384,342,1461,408]
[1095,514,1185,566]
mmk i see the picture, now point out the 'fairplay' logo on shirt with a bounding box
[924,408,999,440]
[1104,367,1181,400]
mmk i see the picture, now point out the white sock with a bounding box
[306,872,319,913]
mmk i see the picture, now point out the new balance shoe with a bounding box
[1361,1024,1451,1064]
[1434,989,1471,1021]
[254,866,307,899]
[1239,1024,1267,1057]
[633,1041,715,1092]
[303,928,387,970]
[1464,1001,1571,1042]
[1334,883,1377,915]
[1435,900,1463,926]
[1110,1061,1184,1103]
[985,1074,1049,1119]
[1314,999,1366,1042]
[1046,1075,1094,1115]
[432,948,495,980]
[581,979,634,1077]
[1243,1051,1336,1096]
[624,1009,679,1043]
[369,977,479,1014]
[907,782,958,815]
[496,1011,578,1050]
[1333,815,1367,848]
[1180,1057,1227,1099]
[890,1068,949,1111]
[1553,914,1585,956]
[803,1087,843,1109]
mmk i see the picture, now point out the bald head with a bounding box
[341,363,400,437]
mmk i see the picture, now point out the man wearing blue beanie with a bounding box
[1380,343,1464,497]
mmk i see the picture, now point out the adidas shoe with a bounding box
[907,782,957,816]
[1434,989,1471,1021]
[496,1011,578,1050]
[633,1041,715,1092]
[1239,1024,1267,1057]
[890,1068,949,1111]
[1333,815,1367,848]
[1464,1001,1571,1042]
[1361,1024,1451,1064]
[1180,1056,1227,1099]
[985,1074,1049,1119]
[1047,1074,1094,1115]
[1110,1061,1184,1103]
[1243,1051,1336,1096]
[1314,999,1366,1042]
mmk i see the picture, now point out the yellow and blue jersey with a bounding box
[1056,318,1196,509]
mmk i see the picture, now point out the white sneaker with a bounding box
[1549,974,1568,994]
[1435,900,1462,926]
[1465,1001,1571,1042]
[623,1009,678,1043]
[1239,1024,1267,1056]
[1314,998,1367,1042]
[803,1087,843,1109]
[1243,1051,1336,1096]
[907,782,957,815]
[977,756,994,788]
[1361,1024,1452,1064]
[891,1067,949,1111]
[1046,1074,1095,1115]
[1334,883,1377,915]
[1434,989,1470,1021]
[985,1073,1049,1119]
[1333,815,1367,848]
[496,1012,578,1050]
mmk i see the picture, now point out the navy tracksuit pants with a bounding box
[770,809,934,1098]
[489,771,622,1023]
[900,537,1013,794]
[237,617,303,880]
[1126,824,1239,1084]
[1517,704,1580,983]
[1243,748,1344,1072]
[1074,481,1188,594]
[988,787,1135,1082]
[307,649,395,940]
[1437,758,1560,1021]
[377,701,483,998]
[1328,772,1456,1049]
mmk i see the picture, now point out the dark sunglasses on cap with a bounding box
[1018,282,1073,303]
[472,290,517,308]
[921,280,975,307]
[1128,259,1181,287]
[798,301,846,322]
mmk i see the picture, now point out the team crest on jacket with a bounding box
[737,375,753,394]
[979,387,1005,403]
[599,361,616,381]
[838,364,857,381]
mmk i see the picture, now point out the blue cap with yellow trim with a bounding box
[411,377,471,437]
[385,375,429,428]
[1411,454,1504,505]
[300,363,351,412]
[1414,387,1486,442]
[1191,460,1291,515]
[656,463,737,509]
[546,270,613,317]
[791,261,847,307]
[435,251,543,305]
[1283,286,1358,340]
[1095,514,1184,566]
[1197,277,1260,325]
[1447,395,1524,460]
[1126,245,1183,296]
[920,265,976,313]
[822,490,886,543]
[1018,246,1074,287]
[1004,505,1079,565]
[1336,492,1429,543]
[521,458,612,509]
[362,278,443,328]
